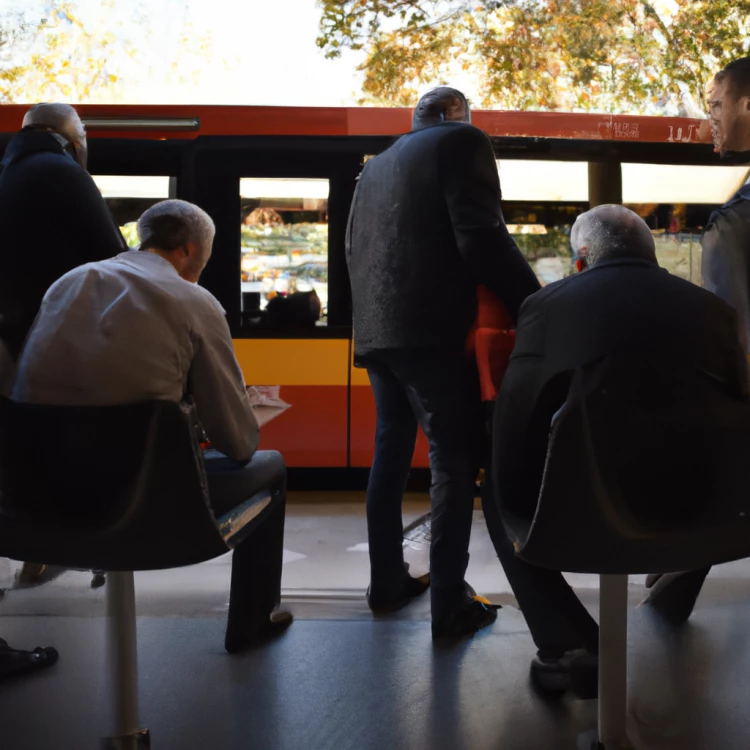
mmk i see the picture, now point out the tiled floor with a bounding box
[3,495,750,749]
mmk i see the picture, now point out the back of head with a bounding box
[137,199,215,278]
[412,86,471,131]
[571,205,656,267]
[22,103,87,166]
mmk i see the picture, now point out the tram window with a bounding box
[623,164,748,286]
[496,162,588,286]
[92,175,173,247]
[240,178,329,327]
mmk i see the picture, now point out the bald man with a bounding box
[347,86,539,638]
[0,103,126,589]
[0,103,125,372]
[486,205,748,697]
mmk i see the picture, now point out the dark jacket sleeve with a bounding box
[702,205,750,352]
[52,161,128,262]
[438,125,540,322]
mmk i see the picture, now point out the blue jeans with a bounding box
[364,350,483,620]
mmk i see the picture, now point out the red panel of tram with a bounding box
[255,385,348,468]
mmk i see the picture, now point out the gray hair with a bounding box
[571,205,656,266]
[412,86,471,131]
[22,102,85,144]
[137,200,215,262]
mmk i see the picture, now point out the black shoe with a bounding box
[640,571,702,625]
[431,595,500,639]
[530,649,598,699]
[0,639,59,681]
[91,571,106,589]
[367,572,430,614]
[225,609,294,654]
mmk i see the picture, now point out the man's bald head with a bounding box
[412,87,470,131]
[22,103,87,169]
[571,205,656,268]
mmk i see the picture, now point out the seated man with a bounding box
[487,204,748,696]
[12,199,291,654]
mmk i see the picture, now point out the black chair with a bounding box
[498,355,750,749]
[0,398,279,749]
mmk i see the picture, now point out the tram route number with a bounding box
[667,124,699,143]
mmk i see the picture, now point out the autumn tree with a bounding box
[317,0,750,115]
[0,0,220,104]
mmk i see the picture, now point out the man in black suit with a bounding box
[644,56,750,622]
[488,204,747,695]
[346,87,540,638]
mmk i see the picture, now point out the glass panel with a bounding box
[92,175,172,247]
[622,164,749,205]
[497,160,589,202]
[240,178,329,327]
[651,231,703,284]
[502,202,583,286]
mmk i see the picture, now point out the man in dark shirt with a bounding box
[0,102,125,371]
[489,205,747,694]
[645,56,750,622]
[346,86,540,638]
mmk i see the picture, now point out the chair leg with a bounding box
[596,574,632,750]
[101,571,150,749]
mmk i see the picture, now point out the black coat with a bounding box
[492,258,748,519]
[0,129,125,357]
[346,121,539,361]
[702,182,750,353]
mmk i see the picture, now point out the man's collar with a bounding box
[587,257,661,272]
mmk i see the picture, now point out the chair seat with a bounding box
[0,399,280,572]
[499,356,750,575]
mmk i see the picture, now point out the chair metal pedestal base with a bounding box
[597,574,633,750]
[101,729,151,749]
[103,572,147,749]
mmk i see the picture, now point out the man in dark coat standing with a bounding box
[0,102,125,370]
[0,102,124,680]
[490,205,747,695]
[644,56,750,622]
[346,86,540,638]
[0,103,125,590]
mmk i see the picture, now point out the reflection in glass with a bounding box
[240,179,329,327]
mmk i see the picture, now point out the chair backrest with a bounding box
[0,398,229,570]
[502,354,750,574]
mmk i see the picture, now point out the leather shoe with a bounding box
[531,649,598,699]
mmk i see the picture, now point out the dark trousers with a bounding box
[205,450,286,628]
[481,475,599,657]
[481,407,599,658]
[365,350,483,619]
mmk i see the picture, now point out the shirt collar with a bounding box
[121,248,181,277]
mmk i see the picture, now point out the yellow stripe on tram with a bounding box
[232,339,350,386]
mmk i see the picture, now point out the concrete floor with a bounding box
[2,496,750,749]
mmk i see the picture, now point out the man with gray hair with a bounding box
[12,199,292,653]
[486,204,747,697]
[0,103,125,370]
